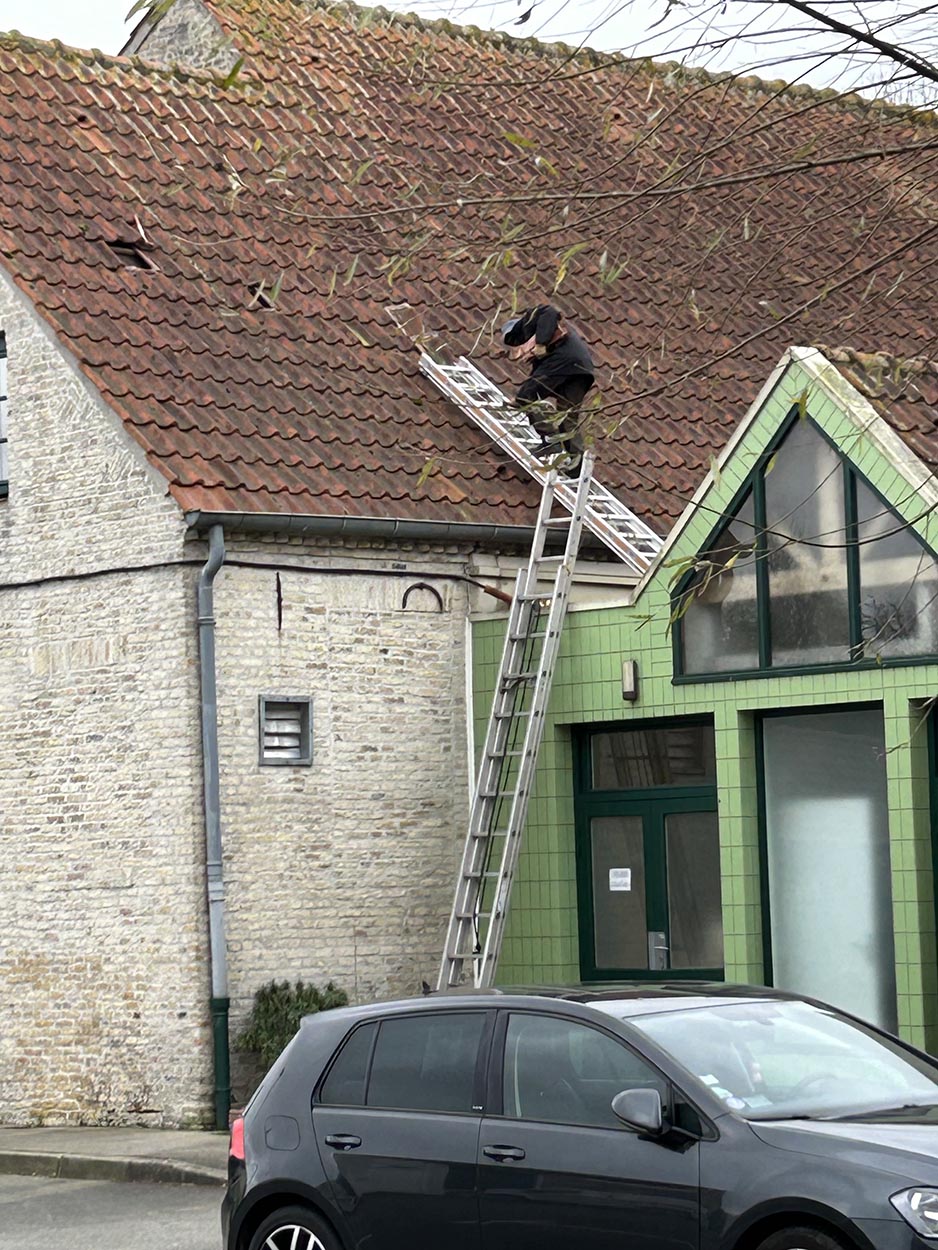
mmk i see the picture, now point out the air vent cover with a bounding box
[259,696,312,766]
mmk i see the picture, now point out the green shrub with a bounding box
[236,979,349,1068]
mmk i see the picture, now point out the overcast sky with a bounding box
[0,0,924,100]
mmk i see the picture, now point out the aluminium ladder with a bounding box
[419,353,662,578]
[437,458,595,989]
[420,351,664,990]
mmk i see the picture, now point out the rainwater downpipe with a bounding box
[197,524,231,1130]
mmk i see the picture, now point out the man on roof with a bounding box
[502,304,596,476]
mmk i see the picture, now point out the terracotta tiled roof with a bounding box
[3,1,938,534]
[819,345,938,477]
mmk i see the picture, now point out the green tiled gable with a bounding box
[472,349,938,1049]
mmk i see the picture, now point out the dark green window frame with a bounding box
[573,718,721,982]
[673,407,938,682]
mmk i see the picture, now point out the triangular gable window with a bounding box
[677,413,938,676]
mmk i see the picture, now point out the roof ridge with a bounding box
[0,26,233,90]
[202,0,938,123]
[817,343,938,378]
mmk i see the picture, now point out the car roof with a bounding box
[298,981,803,1030]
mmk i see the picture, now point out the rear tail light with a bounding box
[229,1115,245,1162]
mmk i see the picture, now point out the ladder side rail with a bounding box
[441,356,662,554]
[438,568,536,989]
[420,354,660,575]
[473,457,595,987]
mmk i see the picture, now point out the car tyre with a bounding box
[757,1225,850,1250]
[247,1204,339,1250]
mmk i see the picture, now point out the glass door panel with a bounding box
[665,811,723,969]
[762,709,896,1031]
[590,816,647,970]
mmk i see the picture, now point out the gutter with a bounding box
[196,524,230,1131]
[184,509,540,548]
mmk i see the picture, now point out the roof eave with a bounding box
[183,508,539,548]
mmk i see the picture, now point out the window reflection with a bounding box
[764,421,850,667]
[681,491,759,674]
[857,479,938,659]
[678,413,938,676]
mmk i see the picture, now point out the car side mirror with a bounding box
[611,1087,664,1135]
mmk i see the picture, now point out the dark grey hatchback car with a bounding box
[222,983,938,1250]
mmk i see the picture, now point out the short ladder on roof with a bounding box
[437,457,594,990]
[418,353,663,576]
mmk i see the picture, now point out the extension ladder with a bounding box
[437,459,595,989]
[418,353,662,576]
[419,350,665,989]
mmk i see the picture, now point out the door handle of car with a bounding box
[482,1144,526,1162]
[324,1133,362,1151]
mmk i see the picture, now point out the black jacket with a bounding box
[504,305,595,387]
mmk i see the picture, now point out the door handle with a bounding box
[482,1144,526,1162]
[647,930,669,972]
[324,1133,362,1151]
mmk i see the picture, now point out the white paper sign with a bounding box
[608,868,632,892]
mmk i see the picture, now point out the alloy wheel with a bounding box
[262,1226,326,1250]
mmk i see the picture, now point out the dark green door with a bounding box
[576,722,723,981]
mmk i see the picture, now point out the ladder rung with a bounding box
[457,911,491,921]
[494,708,532,718]
[464,869,500,879]
[502,671,536,682]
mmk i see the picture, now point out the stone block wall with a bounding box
[126,0,240,73]
[0,276,211,1125]
[212,534,472,1104]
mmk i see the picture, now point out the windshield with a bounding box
[624,999,938,1120]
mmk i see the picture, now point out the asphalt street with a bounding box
[0,1173,223,1249]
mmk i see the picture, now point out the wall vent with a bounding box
[259,696,313,766]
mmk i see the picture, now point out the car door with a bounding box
[478,1011,700,1250]
[313,1009,491,1250]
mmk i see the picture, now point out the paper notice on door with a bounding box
[608,868,632,892]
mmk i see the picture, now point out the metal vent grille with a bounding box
[259,697,312,766]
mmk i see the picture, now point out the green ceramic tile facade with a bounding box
[471,352,938,1048]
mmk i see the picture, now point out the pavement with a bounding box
[0,1126,229,1187]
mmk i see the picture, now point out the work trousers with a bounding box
[516,374,594,455]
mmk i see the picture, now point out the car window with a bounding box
[366,1012,486,1114]
[503,1013,668,1128]
[628,1000,938,1120]
[319,1021,378,1107]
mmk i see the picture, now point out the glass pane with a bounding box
[762,710,897,1032]
[765,421,850,666]
[319,1022,377,1106]
[630,999,938,1121]
[665,811,723,969]
[503,1013,667,1127]
[366,1013,485,1112]
[857,479,938,659]
[591,724,715,789]
[591,816,647,970]
[681,491,759,673]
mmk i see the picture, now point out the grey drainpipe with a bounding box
[197,524,230,1130]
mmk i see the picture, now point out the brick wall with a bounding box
[128,0,240,73]
[0,272,477,1121]
[211,534,471,1104]
[0,272,213,1125]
